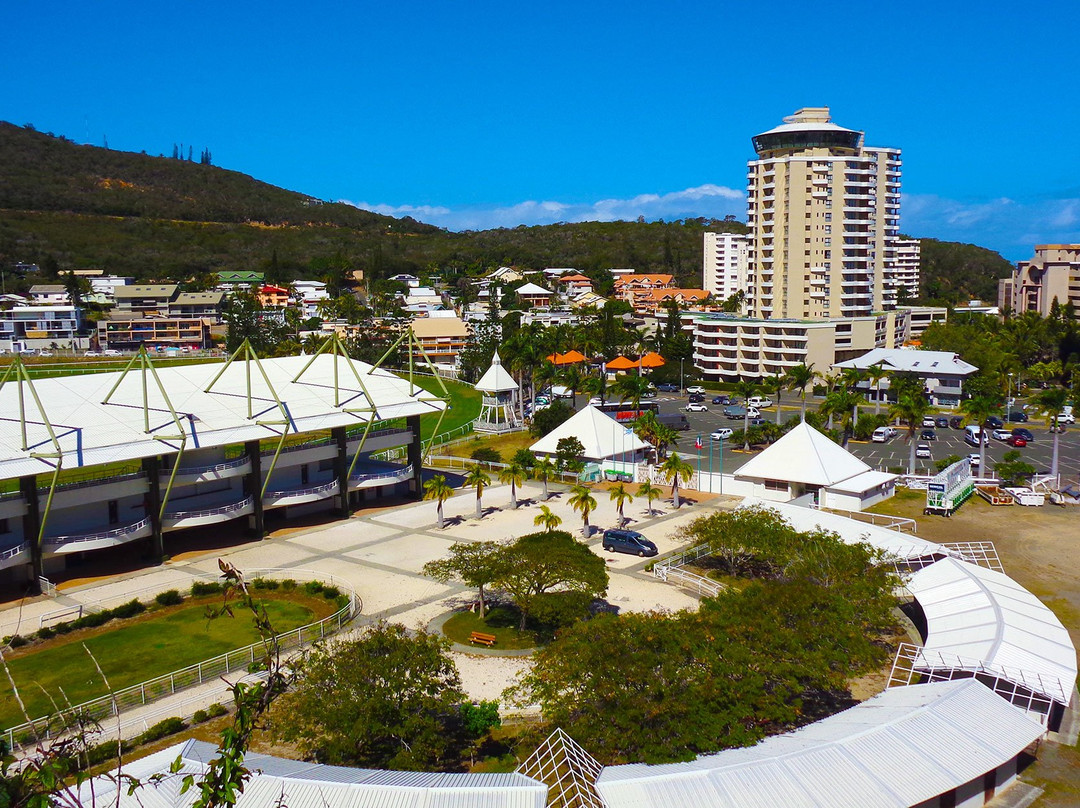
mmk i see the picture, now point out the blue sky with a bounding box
[4,1,1079,260]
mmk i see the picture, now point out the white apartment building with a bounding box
[0,305,86,352]
[745,107,902,320]
[890,238,921,304]
[702,232,750,303]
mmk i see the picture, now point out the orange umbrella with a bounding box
[546,350,588,365]
[605,356,637,370]
[639,351,666,368]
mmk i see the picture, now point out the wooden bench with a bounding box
[469,631,497,647]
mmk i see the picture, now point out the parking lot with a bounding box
[643,395,1080,482]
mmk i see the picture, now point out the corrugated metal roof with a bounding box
[909,557,1077,700]
[0,354,444,480]
[596,680,1045,808]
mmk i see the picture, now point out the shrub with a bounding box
[320,586,341,600]
[280,579,296,591]
[191,581,223,597]
[136,717,187,745]
[53,621,73,634]
[470,446,501,463]
[253,578,280,590]
[109,599,146,619]
[155,589,183,606]
[207,703,228,718]
[192,709,209,724]
[302,581,324,596]
[36,626,54,640]
[7,635,27,648]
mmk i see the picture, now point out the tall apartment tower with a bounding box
[745,107,902,319]
[702,231,750,304]
[891,238,922,303]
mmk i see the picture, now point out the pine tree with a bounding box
[172,143,179,159]
[188,145,193,161]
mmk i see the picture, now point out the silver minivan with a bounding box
[964,424,989,446]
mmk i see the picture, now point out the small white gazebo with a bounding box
[475,351,520,433]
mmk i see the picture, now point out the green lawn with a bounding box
[441,606,550,650]
[0,597,317,729]
[413,376,481,439]
[445,431,534,461]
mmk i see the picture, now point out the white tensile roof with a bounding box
[0,354,445,480]
[530,405,648,461]
[78,739,547,808]
[735,422,871,486]
[595,679,1045,808]
[515,282,552,295]
[833,348,978,376]
[475,351,519,393]
[737,498,942,562]
[908,557,1078,702]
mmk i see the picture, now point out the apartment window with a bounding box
[824,225,831,234]
[824,251,831,259]
[824,212,832,221]
[824,238,831,246]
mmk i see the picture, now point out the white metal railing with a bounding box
[3,568,361,751]
[264,481,338,502]
[0,542,28,561]
[38,577,57,598]
[42,518,151,549]
[164,456,251,477]
[350,464,413,483]
[811,504,917,533]
[163,497,253,521]
[426,455,578,483]
[653,544,726,598]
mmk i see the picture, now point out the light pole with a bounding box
[680,358,684,392]
[1007,373,1014,413]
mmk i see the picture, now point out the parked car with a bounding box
[968,453,981,468]
[685,385,705,395]
[656,383,679,393]
[1061,412,1076,425]
[685,402,708,412]
[1011,428,1034,442]
[916,443,932,459]
[710,428,734,440]
[712,395,731,405]
[102,349,122,357]
[992,428,1012,441]
[985,416,1005,429]
[950,416,964,429]
[964,425,989,446]
[84,350,102,357]
[724,405,747,419]
[747,416,767,427]
[747,396,773,409]
[921,416,936,428]
[1006,435,1028,447]
[688,393,704,403]
[601,528,658,557]
[919,429,936,441]
[872,426,897,443]
[1007,410,1029,423]
[935,416,949,429]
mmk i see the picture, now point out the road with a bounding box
[643,396,1080,482]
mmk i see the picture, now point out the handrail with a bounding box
[39,470,146,494]
[350,464,413,482]
[265,481,339,499]
[163,456,251,477]
[43,518,150,548]
[3,569,362,750]
[0,542,28,561]
[163,497,253,520]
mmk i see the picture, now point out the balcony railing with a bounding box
[349,464,413,489]
[264,481,339,506]
[43,518,151,552]
[163,497,253,523]
[163,456,251,479]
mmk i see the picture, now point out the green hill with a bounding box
[914,238,1014,305]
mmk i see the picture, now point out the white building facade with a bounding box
[702,232,750,303]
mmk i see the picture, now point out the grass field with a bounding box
[445,431,534,461]
[0,595,323,728]
[441,606,548,650]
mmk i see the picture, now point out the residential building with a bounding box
[388,273,420,288]
[0,306,85,352]
[569,290,607,309]
[900,305,948,341]
[541,268,578,281]
[515,282,553,307]
[635,288,711,314]
[113,284,179,315]
[216,270,264,289]
[833,347,978,408]
[28,284,70,306]
[169,292,225,320]
[488,266,524,283]
[999,244,1080,320]
[294,280,330,320]
[613,274,675,308]
[90,276,133,301]
[684,310,909,381]
[257,284,291,308]
[410,313,469,366]
[745,107,902,319]
[703,232,751,303]
[891,238,921,303]
[98,313,213,351]
[556,273,593,296]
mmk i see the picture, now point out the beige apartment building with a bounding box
[702,232,751,303]
[745,107,902,320]
[891,238,922,303]
[998,244,1080,319]
[683,310,909,381]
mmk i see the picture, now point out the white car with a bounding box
[685,385,705,395]
[968,453,981,468]
[747,396,773,408]
[710,428,733,440]
[685,402,708,412]
[915,443,932,459]
[992,428,1012,441]
[1060,412,1076,425]
[102,349,122,357]
[921,416,937,428]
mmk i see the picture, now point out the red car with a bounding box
[1006,435,1027,447]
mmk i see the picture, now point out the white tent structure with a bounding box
[474,350,520,433]
[733,421,896,510]
[530,405,648,464]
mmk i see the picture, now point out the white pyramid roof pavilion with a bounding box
[530,405,648,462]
[735,421,871,487]
[475,351,519,393]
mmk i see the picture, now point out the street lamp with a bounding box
[680,358,684,392]
[1007,373,1014,412]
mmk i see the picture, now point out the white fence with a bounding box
[3,568,361,751]
[653,544,725,598]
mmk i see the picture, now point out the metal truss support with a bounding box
[370,328,450,462]
[245,440,265,538]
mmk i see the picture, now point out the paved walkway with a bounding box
[1,481,732,738]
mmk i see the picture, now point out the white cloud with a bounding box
[341,184,746,231]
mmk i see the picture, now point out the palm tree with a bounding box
[865,363,890,415]
[498,461,527,509]
[823,388,863,446]
[532,456,557,500]
[1034,386,1069,480]
[890,392,931,475]
[568,484,598,537]
[660,453,694,509]
[534,360,560,402]
[632,409,660,446]
[422,474,454,529]
[559,364,585,410]
[609,482,634,526]
[582,373,608,406]
[464,465,492,519]
[838,368,866,427]
[613,373,653,415]
[733,379,759,449]
[760,373,784,425]
[653,424,679,460]
[784,363,816,422]
[961,394,1002,475]
[637,481,661,515]
[533,504,562,533]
